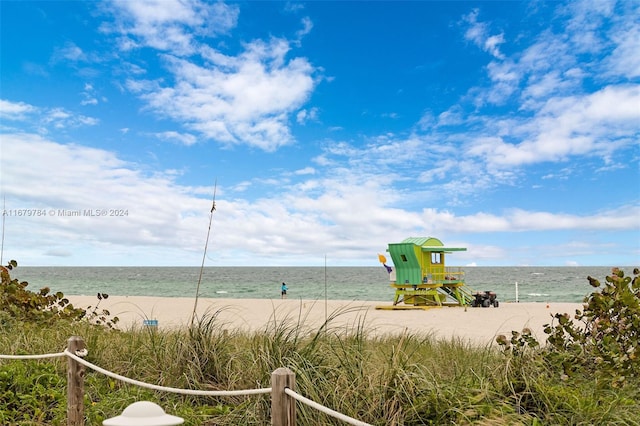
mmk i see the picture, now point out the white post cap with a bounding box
[103,401,184,426]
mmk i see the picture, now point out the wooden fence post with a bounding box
[271,367,296,426]
[67,336,86,426]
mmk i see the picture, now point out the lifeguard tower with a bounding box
[376,237,473,310]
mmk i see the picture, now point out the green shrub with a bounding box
[544,267,639,386]
[498,267,639,387]
[0,260,86,325]
[0,360,66,424]
[0,260,118,328]
[496,268,640,423]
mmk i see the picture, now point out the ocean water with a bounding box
[10,266,630,303]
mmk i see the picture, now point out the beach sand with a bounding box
[69,295,583,346]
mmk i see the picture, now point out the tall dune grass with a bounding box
[1,305,638,425]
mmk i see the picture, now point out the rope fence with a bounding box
[0,351,66,360]
[284,387,372,426]
[0,336,373,426]
[63,349,272,397]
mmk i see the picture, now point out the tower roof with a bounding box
[398,237,466,252]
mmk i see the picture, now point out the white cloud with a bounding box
[447,2,640,182]
[296,17,313,41]
[0,99,100,132]
[484,33,506,60]
[80,84,99,106]
[604,14,640,78]
[42,108,100,129]
[106,0,239,56]
[563,0,616,54]
[127,38,317,151]
[484,60,520,104]
[1,133,208,262]
[1,133,638,265]
[294,167,315,176]
[466,85,640,168]
[296,110,308,124]
[284,2,305,13]
[0,99,36,120]
[522,70,572,103]
[100,0,320,152]
[296,107,319,124]
[154,131,197,146]
[462,9,506,59]
[436,106,464,126]
[420,206,640,233]
[466,3,631,109]
[52,42,87,62]
[230,180,251,193]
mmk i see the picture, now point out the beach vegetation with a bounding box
[499,267,639,385]
[0,260,118,328]
[0,264,639,424]
[0,260,84,324]
[0,360,66,424]
[544,267,640,386]
[497,267,640,423]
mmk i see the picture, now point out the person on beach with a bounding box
[281,282,288,299]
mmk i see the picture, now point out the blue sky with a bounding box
[1,0,638,267]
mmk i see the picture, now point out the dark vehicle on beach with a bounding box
[471,291,499,307]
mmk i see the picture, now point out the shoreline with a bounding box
[69,295,582,345]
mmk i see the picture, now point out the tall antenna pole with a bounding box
[324,254,327,325]
[190,179,217,326]
[1,195,6,265]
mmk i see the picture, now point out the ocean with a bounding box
[10,266,629,303]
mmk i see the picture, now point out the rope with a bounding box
[63,350,271,397]
[1,350,372,425]
[0,352,66,360]
[284,388,372,426]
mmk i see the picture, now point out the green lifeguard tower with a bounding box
[376,237,473,310]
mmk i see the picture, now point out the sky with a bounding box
[0,0,639,267]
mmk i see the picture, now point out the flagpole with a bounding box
[324,254,327,325]
[190,179,217,327]
[1,195,5,265]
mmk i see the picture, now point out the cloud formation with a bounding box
[106,0,318,151]
[1,1,638,266]
[105,0,239,55]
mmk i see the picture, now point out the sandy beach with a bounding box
[69,295,583,346]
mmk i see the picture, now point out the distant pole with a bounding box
[1,195,5,265]
[324,254,327,324]
[191,179,217,327]
[515,281,519,303]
